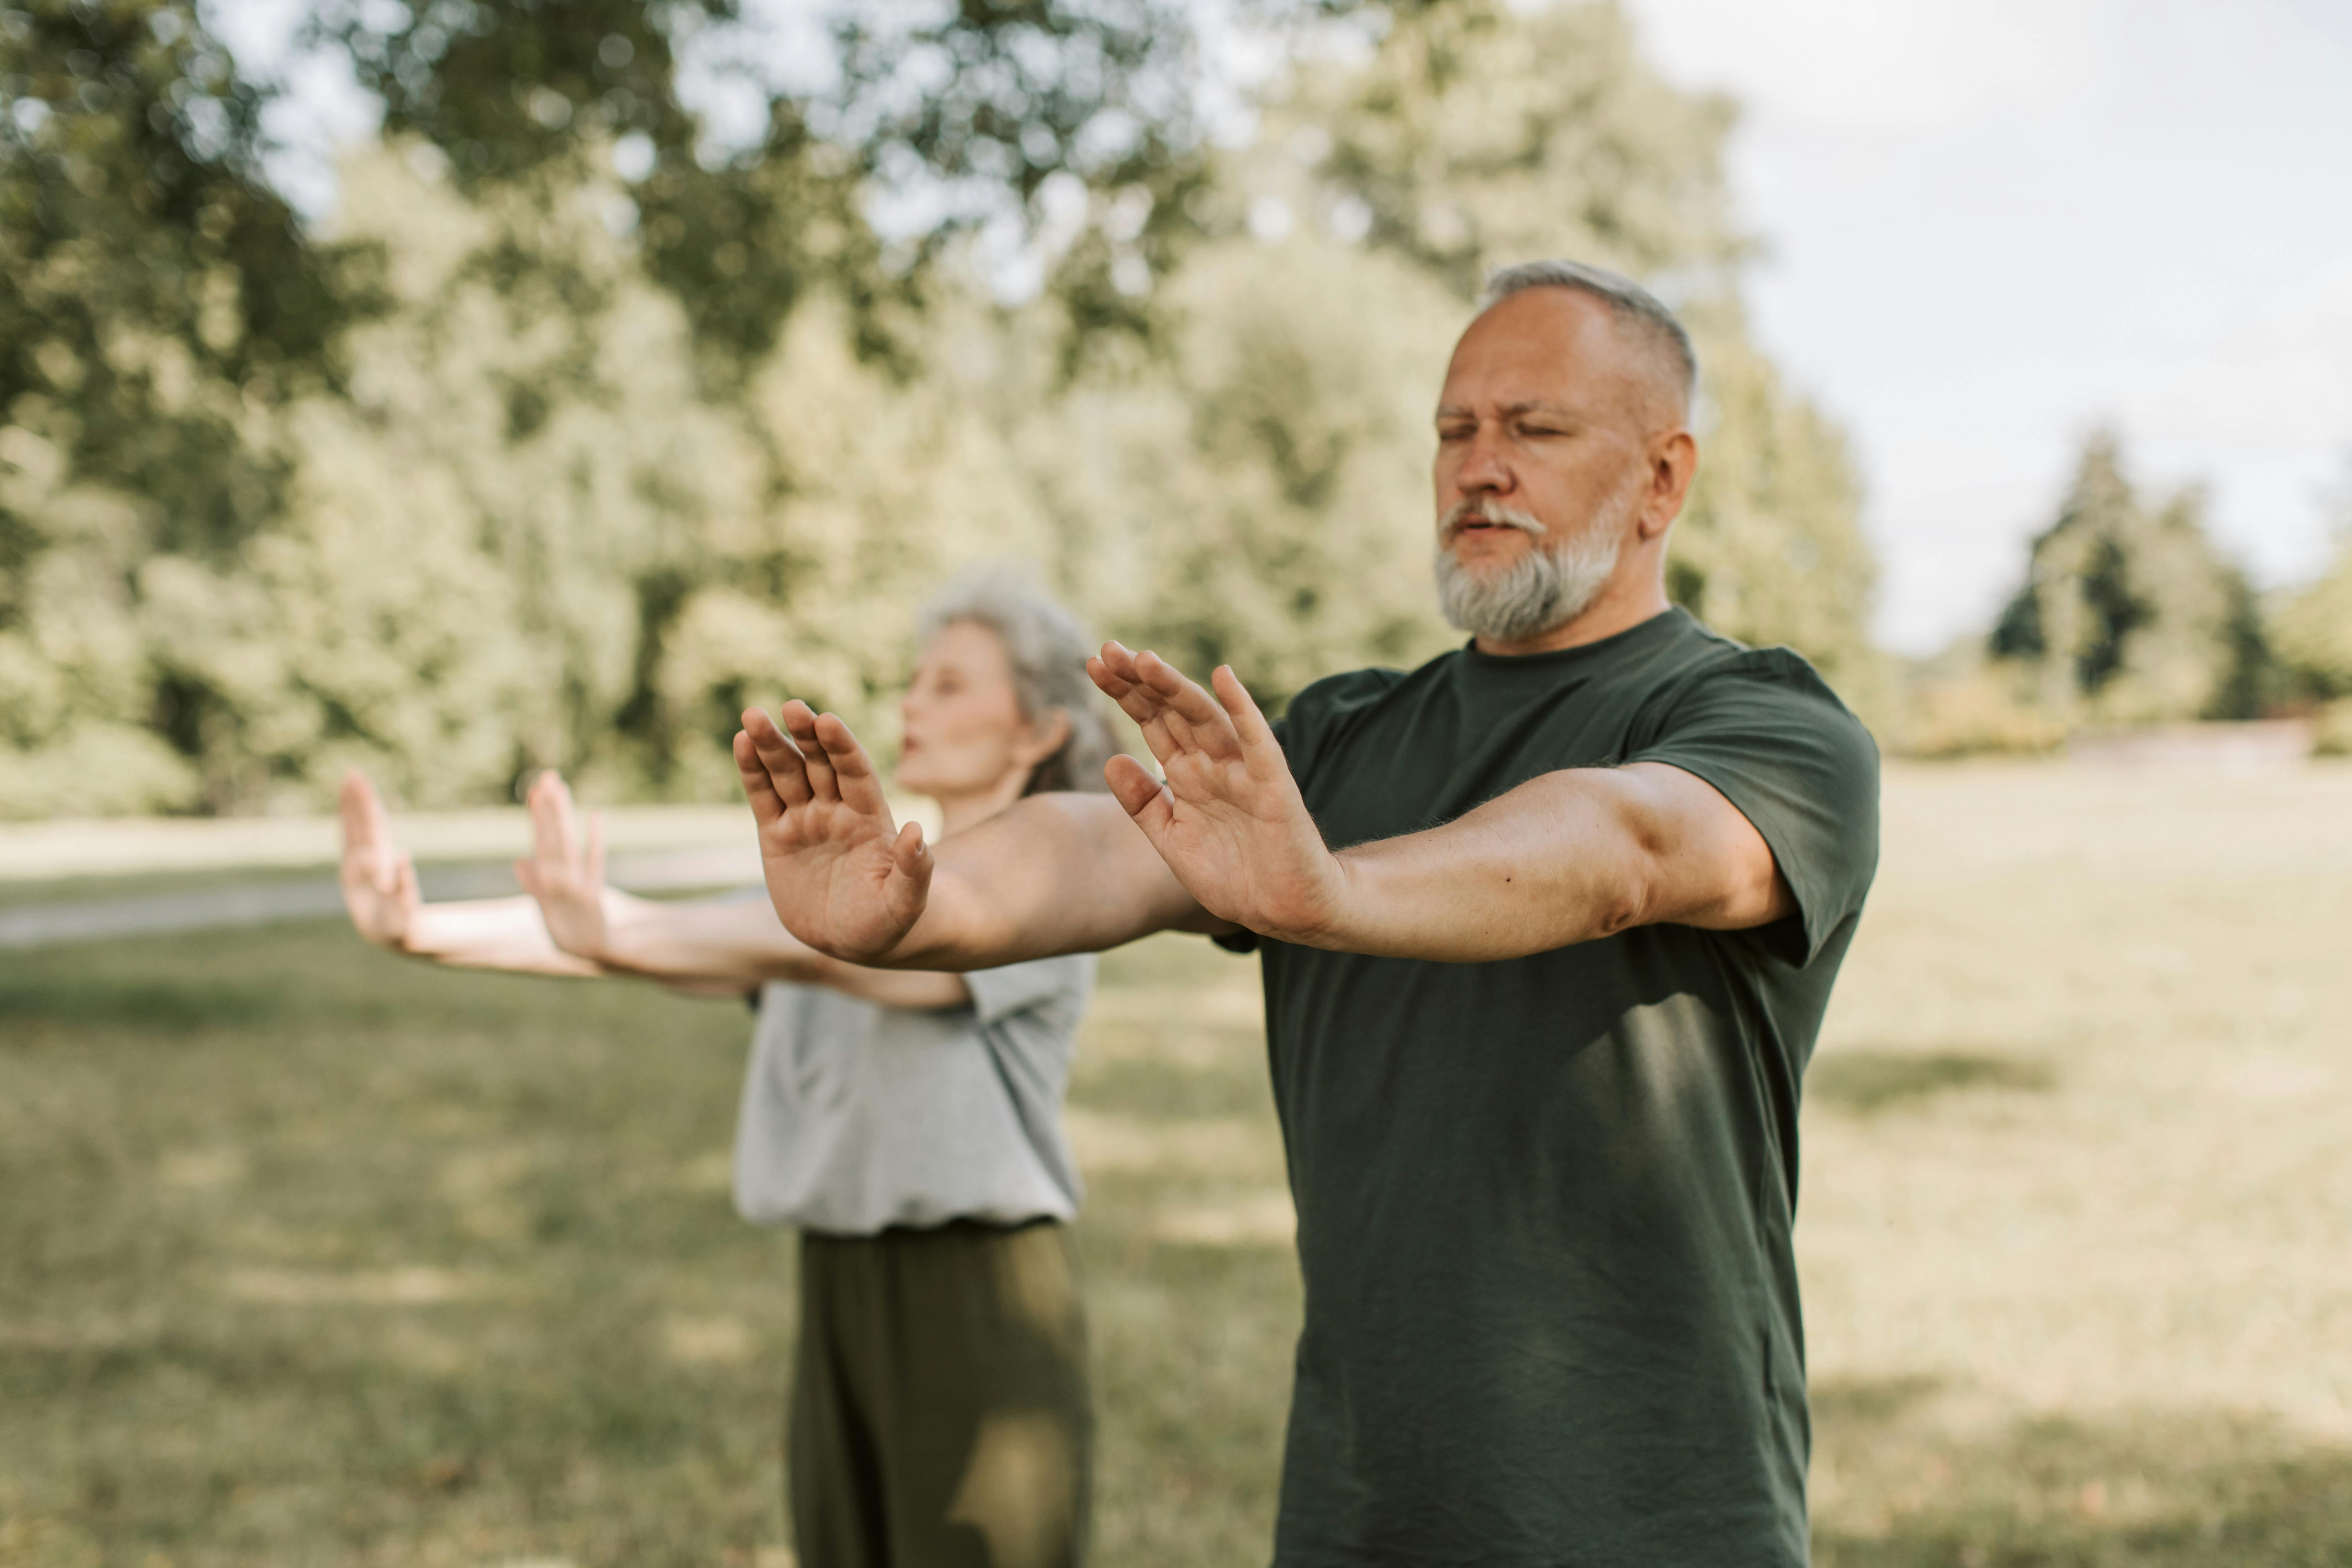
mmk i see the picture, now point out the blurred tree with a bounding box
[1989,431,2270,724]
[0,0,1903,813]
[0,0,380,812]
[2270,461,2352,692]
[1295,0,1743,296]
[305,0,1269,371]
[2269,458,2352,750]
[1022,235,1466,706]
[309,0,885,379]
[0,0,373,564]
[1100,0,1883,709]
[78,146,1086,813]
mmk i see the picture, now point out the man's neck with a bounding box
[1473,576,1673,657]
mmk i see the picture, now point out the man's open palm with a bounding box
[734,701,932,962]
[1087,644,1345,943]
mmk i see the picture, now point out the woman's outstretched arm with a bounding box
[513,772,970,1010]
[339,771,602,978]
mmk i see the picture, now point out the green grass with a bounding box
[4,762,2352,1566]
[0,918,1295,1568]
[0,863,339,911]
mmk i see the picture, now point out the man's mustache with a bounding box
[1439,498,1550,543]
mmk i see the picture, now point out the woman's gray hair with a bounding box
[917,567,1117,796]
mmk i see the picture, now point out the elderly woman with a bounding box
[340,572,1115,1568]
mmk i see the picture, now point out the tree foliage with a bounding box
[2270,463,2352,700]
[1195,0,1882,701]
[0,0,1900,816]
[0,0,374,564]
[1988,431,2269,725]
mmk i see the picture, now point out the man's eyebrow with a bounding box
[1431,400,1575,421]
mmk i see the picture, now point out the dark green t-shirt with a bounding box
[1223,607,1879,1567]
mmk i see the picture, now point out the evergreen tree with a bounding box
[1989,431,2270,724]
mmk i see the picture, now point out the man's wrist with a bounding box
[1259,850,1360,951]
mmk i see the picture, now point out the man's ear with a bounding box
[1640,429,1698,540]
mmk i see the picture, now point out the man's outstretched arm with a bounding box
[1085,644,1792,963]
[733,701,1223,969]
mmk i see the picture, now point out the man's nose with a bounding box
[1455,427,1513,494]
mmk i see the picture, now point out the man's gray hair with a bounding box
[917,566,1117,796]
[1481,259,1698,411]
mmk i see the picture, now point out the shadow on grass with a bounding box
[1813,1374,2352,1567]
[1809,1049,2057,1114]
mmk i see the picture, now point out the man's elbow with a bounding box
[1574,895,1637,943]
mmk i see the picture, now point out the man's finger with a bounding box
[889,820,930,881]
[1086,653,1135,702]
[1135,650,1242,758]
[1096,642,1186,739]
[1135,650,1230,727]
[513,858,542,900]
[585,811,605,888]
[1103,754,1176,843]
[743,708,814,809]
[813,713,891,818]
[1211,665,1285,775]
[886,820,938,930]
[1098,640,1144,684]
[735,730,787,825]
[779,701,840,803]
[1096,642,1170,722]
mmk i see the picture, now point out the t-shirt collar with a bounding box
[1458,606,1692,673]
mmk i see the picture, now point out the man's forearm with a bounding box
[1299,765,1784,963]
[881,793,1222,969]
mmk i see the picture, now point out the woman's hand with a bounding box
[511,770,613,961]
[338,770,422,950]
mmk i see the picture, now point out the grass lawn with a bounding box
[3,762,2350,1566]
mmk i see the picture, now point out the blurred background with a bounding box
[2,2,2348,1565]
[5,0,2346,815]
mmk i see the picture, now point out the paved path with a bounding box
[0,846,760,951]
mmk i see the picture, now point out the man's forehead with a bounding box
[1441,288,1678,422]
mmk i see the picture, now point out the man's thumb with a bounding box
[1103,755,1167,825]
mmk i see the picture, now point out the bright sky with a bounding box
[218,0,2352,655]
[1619,0,2352,650]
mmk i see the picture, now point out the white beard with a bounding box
[1432,488,1634,644]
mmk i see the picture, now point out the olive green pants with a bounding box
[790,1219,1093,1568]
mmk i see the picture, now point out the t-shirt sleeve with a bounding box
[1625,649,1881,967]
[964,952,1097,1027]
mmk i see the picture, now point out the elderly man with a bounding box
[736,261,1879,1565]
